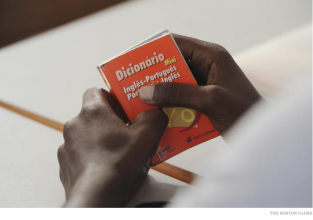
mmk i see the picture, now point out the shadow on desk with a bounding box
[127,175,181,207]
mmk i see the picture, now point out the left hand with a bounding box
[58,88,168,207]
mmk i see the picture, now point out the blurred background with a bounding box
[0,0,126,48]
[0,0,311,207]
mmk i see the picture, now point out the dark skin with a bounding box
[140,34,262,134]
[58,34,262,207]
[58,88,168,207]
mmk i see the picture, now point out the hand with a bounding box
[58,88,168,207]
[139,34,262,134]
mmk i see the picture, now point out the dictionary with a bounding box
[97,30,220,165]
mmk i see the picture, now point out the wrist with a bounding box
[65,164,128,207]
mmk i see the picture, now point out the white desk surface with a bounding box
[0,0,311,207]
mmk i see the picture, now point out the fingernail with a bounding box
[140,85,155,101]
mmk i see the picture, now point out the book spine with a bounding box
[97,65,111,91]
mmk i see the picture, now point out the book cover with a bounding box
[98,31,219,165]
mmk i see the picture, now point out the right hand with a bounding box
[58,88,168,207]
[139,34,262,134]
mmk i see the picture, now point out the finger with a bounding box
[57,144,65,165]
[172,33,230,85]
[140,83,230,116]
[57,144,66,183]
[80,87,125,123]
[109,94,129,124]
[131,109,168,159]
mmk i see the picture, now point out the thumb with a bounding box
[131,109,168,158]
[139,82,227,115]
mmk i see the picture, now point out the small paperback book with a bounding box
[97,30,219,166]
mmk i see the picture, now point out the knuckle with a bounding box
[210,43,228,54]
[63,117,78,140]
[210,43,231,60]
[57,144,64,162]
[81,103,103,118]
[63,118,76,132]
[202,42,230,60]
[59,169,63,182]
[81,87,109,119]
[203,85,225,108]
[83,87,101,98]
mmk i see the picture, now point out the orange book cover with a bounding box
[98,30,219,166]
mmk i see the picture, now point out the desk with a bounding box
[0,0,311,207]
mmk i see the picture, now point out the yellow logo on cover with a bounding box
[163,107,198,128]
